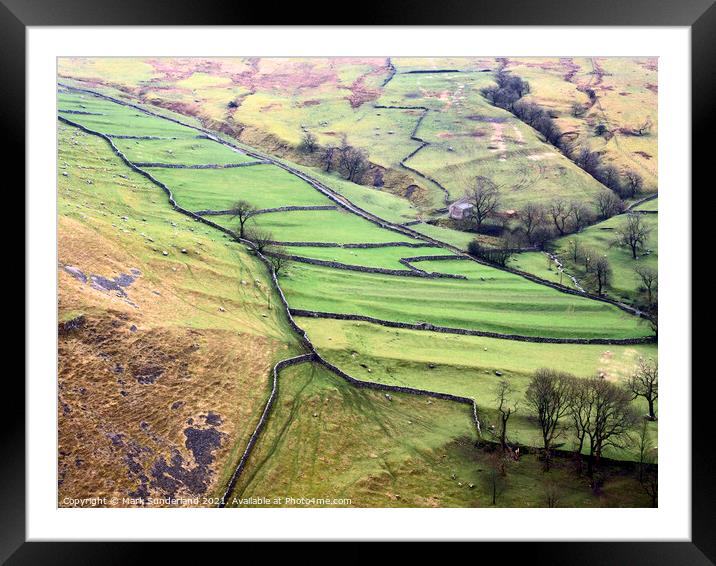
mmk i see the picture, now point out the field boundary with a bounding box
[290,309,655,345]
[194,205,338,216]
[218,353,314,507]
[135,161,268,169]
[374,103,452,205]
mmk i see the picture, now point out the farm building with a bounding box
[449,200,474,220]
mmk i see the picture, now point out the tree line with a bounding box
[484,359,657,505]
[299,130,370,184]
[481,69,647,200]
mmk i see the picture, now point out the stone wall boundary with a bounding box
[58,109,105,116]
[108,134,179,140]
[135,161,269,169]
[217,352,315,507]
[194,205,338,217]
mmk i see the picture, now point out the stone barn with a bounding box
[449,200,474,220]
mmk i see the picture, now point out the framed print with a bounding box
[8,0,711,560]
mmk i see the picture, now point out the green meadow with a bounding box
[298,317,657,461]
[113,137,257,165]
[508,251,579,289]
[410,222,481,250]
[633,198,658,212]
[144,165,333,212]
[280,260,651,339]
[59,91,197,138]
[229,361,651,506]
[281,244,450,269]
[214,209,418,244]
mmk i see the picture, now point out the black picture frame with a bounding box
[8,0,708,561]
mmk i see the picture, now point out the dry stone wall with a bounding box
[133,161,269,169]
[194,205,337,217]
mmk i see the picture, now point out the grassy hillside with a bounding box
[113,137,258,165]
[59,57,643,213]
[57,121,303,507]
[144,165,333,211]
[380,68,608,208]
[280,245,448,270]
[298,317,657,461]
[57,80,657,508]
[229,362,651,507]
[506,57,658,192]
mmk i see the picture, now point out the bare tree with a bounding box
[627,357,658,420]
[244,228,274,255]
[465,176,501,230]
[590,255,612,295]
[519,202,546,245]
[229,200,257,238]
[531,224,554,249]
[581,246,598,273]
[595,190,625,219]
[634,264,658,306]
[622,169,644,198]
[494,379,518,451]
[635,420,658,506]
[525,369,574,469]
[338,145,368,183]
[265,245,288,276]
[544,481,562,508]
[573,147,603,176]
[567,238,583,263]
[636,418,650,482]
[485,450,508,505]
[467,239,515,267]
[645,300,658,337]
[298,130,317,154]
[548,199,573,236]
[570,201,595,232]
[614,214,652,259]
[568,377,639,478]
[321,146,336,172]
[597,165,622,193]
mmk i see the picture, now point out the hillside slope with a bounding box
[58,122,303,506]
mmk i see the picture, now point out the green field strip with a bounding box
[297,316,657,461]
[632,197,658,212]
[141,165,334,212]
[280,261,651,340]
[112,137,258,166]
[280,245,452,270]
[209,209,418,245]
[57,91,198,138]
[408,223,478,250]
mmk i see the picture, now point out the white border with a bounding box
[27,26,691,541]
